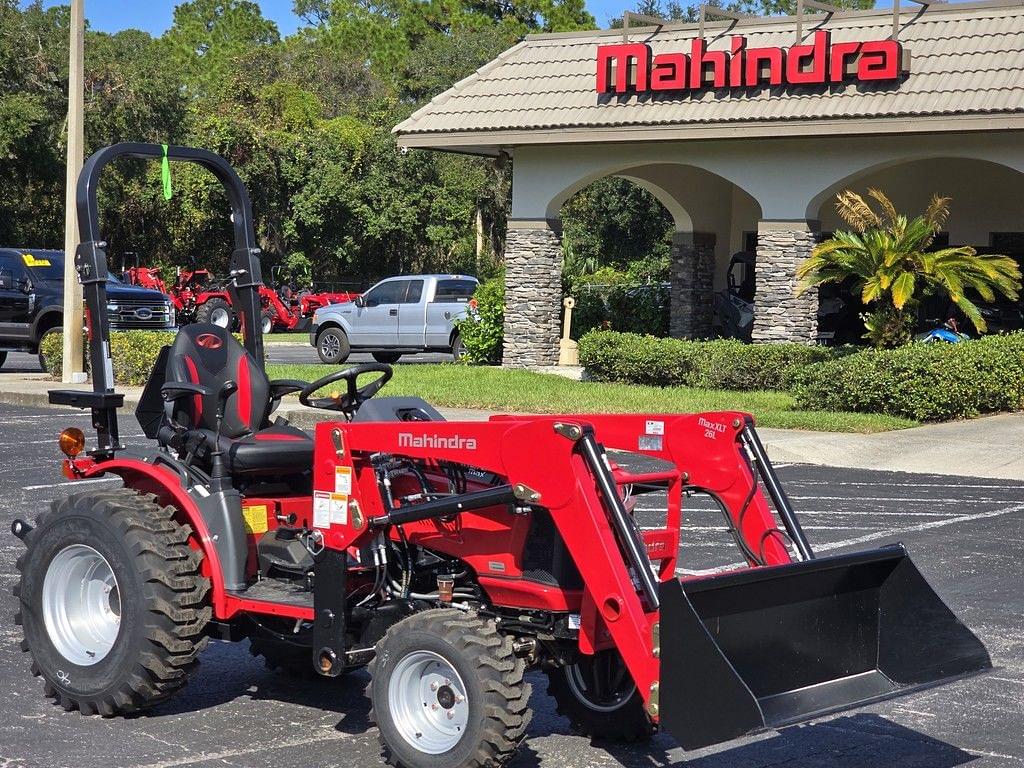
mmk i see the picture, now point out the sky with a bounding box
[37,0,972,35]
[37,0,654,34]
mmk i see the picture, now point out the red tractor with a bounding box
[13,144,991,768]
[124,262,356,333]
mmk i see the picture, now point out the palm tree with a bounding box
[797,189,1021,347]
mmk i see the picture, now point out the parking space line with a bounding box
[814,501,1024,553]
[22,477,117,491]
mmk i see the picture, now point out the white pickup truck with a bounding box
[309,274,478,364]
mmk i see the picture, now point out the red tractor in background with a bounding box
[11,144,992,768]
[123,260,356,333]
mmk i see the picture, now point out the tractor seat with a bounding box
[161,324,313,474]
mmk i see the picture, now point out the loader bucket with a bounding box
[658,544,990,751]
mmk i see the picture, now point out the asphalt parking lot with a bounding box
[0,402,1021,768]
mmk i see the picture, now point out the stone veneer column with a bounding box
[669,232,716,339]
[752,221,819,344]
[502,221,563,368]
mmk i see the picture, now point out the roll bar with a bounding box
[49,143,266,457]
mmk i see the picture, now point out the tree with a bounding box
[164,0,280,97]
[797,189,1022,347]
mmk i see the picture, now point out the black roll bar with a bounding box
[49,143,266,458]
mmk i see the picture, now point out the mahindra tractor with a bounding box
[11,144,991,768]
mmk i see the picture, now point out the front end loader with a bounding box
[10,143,990,768]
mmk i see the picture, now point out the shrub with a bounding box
[457,274,505,364]
[790,333,1024,421]
[43,331,177,386]
[578,330,834,391]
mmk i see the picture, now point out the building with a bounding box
[394,0,1024,367]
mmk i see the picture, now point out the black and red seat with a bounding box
[160,324,312,474]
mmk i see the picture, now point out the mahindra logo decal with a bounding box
[196,333,223,350]
[596,31,906,95]
[399,432,478,450]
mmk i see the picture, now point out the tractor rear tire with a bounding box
[370,609,532,768]
[545,649,654,742]
[196,297,236,330]
[13,488,210,716]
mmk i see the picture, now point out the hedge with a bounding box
[578,330,835,391]
[43,331,177,386]
[791,333,1024,421]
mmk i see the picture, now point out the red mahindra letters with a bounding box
[596,31,905,94]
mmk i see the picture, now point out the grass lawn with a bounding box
[264,332,310,344]
[266,363,916,433]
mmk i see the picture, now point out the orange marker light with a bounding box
[58,427,86,458]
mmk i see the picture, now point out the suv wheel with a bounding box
[316,327,350,365]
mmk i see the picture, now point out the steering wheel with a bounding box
[299,363,393,414]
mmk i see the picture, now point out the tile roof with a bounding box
[394,1,1024,145]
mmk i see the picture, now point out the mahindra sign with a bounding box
[596,31,906,94]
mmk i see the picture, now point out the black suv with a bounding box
[0,249,175,370]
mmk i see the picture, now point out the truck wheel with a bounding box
[13,488,211,715]
[372,352,402,364]
[37,327,60,372]
[451,335,466,362]
[0,350,7,370]
[261,310,275,335]
[370,609,532,768]
[545,649,653,742]
[196,297,235,329]
[316,327,350,364]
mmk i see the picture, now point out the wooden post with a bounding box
[61,0,86,383]
[558,296,578,366]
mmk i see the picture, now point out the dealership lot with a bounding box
[0,402,1021,768]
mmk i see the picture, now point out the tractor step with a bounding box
[230,577,313,609]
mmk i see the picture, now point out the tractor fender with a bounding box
[75,457,230,615]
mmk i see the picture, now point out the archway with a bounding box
[808,157,1024,343]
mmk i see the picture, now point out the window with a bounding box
[404,279,424,304]
[433,279,477,303]
[364,280,409,306]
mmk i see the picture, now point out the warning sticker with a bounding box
[329,493,348,525]
[645,420,664,435]
[334,465,353,495]
[21,253,50,267]
[241,504,269,535]
[313,491,331,529]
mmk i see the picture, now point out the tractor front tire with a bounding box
[370,609,532,768]
[196,297,236,330]
[371,351,402,364]
[261,310,275,335]
[545,649,654,742]
[13,488,210,716]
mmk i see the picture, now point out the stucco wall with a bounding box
[816,157,1024,247]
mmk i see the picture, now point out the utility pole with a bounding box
[62,0,86,384]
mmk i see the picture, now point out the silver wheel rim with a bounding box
[565,655,636,713]
[262,316,273,333]
[42,545,121,666]
[320,333,341,360]
[210,306,230,328]
[388,651,469,754]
